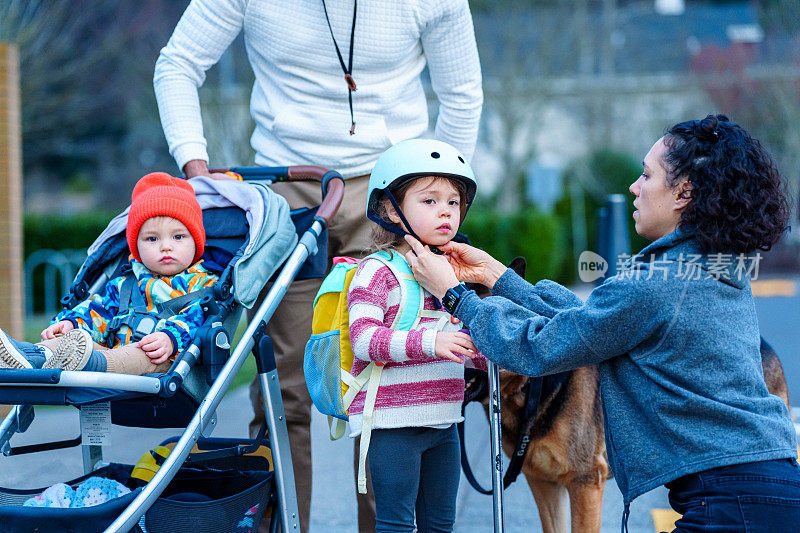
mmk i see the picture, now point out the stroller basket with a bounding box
[0,454,272,533]
[143,459,272,533]
[0,464,138,533]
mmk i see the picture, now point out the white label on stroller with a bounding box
[80,402,112,446]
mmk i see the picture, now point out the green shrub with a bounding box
[554,150,649,284]
[24,211,117,260]
[461,206,564,283]
[24,211,117,314]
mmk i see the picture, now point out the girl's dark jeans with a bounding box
[665,457,800,532]
[368,425,460,533]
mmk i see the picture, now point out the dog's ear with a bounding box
[472,256,526,298]
[499,371,528,396]
[508,257,526,278]
[471,283,491,299]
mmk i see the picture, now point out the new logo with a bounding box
[578,251,608,283]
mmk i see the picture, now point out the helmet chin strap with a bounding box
[368,189,444,255]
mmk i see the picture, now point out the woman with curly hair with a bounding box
[406,115,800,532]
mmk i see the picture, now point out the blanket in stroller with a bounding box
[23,477,130,508]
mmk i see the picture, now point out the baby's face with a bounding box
[137,216,196,276]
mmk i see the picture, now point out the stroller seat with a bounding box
[0,167,344,533]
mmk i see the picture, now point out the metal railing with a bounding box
[24,249,86,316]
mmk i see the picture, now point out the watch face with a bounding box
[444,287,462,312]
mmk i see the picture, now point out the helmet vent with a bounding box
[430,152,441,159]
[458,156,465,163]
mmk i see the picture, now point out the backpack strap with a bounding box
[367,251,423,330]
[357,362,384,494]
[328,361,377,440]
[368,251,455,331]
[341,363,374,409]
[328,416,347,441]
[417,309,452,331]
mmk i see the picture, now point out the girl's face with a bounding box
[389,177,462,246]
[137,216,196,277]
[629,137,691,242]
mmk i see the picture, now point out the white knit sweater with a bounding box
[154,0,483,177]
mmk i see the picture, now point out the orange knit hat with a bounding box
[126,172,205,264]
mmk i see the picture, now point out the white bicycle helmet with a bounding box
[366,139,477,230]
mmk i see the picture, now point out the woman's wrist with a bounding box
[483,258,507,289]
[434,274,460,300]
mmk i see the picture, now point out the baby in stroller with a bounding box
[0,172,218,375]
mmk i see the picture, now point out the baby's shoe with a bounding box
[43,329,94,371]
[0,329,33,369]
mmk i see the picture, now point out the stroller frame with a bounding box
[0,166,344,533]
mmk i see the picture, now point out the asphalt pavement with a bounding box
[752,276,800,406]
[0,388,668,533]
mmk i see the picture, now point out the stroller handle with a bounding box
[208,165,345,227]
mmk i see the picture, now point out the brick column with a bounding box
[0,43,24,341]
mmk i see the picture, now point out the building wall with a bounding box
[472,75,713,202]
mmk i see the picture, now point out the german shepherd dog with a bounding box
[468,258,792,533]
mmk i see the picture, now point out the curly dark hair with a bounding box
[662,114,790,254]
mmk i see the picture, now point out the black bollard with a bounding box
[596,206,609,268]
[605,194,630,278]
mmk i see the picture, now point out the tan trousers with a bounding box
[38,337,172,375]
[248,174,377,533]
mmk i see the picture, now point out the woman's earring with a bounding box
[678,183,693,201]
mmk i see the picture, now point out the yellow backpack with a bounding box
[304,250,439,493]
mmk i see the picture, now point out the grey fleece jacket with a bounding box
[453,228,796,504]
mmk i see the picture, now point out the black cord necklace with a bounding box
[321,0,358,135]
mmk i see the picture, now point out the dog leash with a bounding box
[458,375,543,492]
[458,369,492,494]
[459,371,571,493]
[504,377,543,486]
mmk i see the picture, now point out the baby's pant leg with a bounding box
[98,343,171,375]
[39,337,169,374]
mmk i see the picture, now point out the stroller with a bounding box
[0,166,344,532]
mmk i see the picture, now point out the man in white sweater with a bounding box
[154,1,482,530]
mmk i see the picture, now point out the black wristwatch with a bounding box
[442,284,469,315]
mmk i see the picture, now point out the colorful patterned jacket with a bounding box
[53,259,218,356]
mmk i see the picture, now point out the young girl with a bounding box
[409,115,800,532]
[348,139,484,532]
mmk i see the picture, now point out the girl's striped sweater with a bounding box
[346,255,485,436]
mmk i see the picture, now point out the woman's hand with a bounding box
[440,241,507,289]
[434,331,477,364]
[183,159,238,181]
[41,320,74,341]
[404,236,460,300]
[137,332,174,365]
